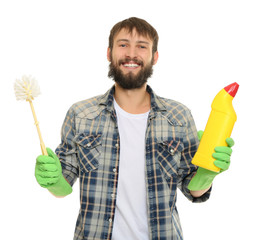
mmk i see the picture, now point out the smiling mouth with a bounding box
[123,62,140,68]
[119,58,143,69]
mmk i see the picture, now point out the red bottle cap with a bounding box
[224,82,239,97]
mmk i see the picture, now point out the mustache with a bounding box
[118,57,144,67]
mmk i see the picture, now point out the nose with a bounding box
[126,46,137,59]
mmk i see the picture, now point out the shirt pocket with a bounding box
[74,133,102,172]
[157,138,184,180]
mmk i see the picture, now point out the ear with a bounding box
[152,51,159,65]
[107,47,111,62]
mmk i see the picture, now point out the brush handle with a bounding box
[28,100,48,156]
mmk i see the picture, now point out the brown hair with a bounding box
[108,17,159,54]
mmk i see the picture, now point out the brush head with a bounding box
[14,75,41,101]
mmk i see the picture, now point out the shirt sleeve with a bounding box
[177,109,212,203]
[55,107,79,187]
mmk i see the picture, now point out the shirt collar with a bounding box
[99,85,167,113]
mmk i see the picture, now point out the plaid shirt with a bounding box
[55,85,211,240]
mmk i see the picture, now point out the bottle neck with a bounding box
[211,89,237,120]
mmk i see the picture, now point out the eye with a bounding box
[119,44,127,48]
[139,45,147,49]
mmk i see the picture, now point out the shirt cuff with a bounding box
[61,161,78,187]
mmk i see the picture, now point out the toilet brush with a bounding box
[14,75,48,155]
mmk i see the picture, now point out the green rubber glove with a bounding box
[35,148,72,196]
[188,131,234,191]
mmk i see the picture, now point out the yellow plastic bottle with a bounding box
[192,82,239,172]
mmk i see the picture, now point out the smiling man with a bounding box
[35,17,234,240]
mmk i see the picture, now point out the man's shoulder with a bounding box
[158,95,191,113]
[67,93,106,119]
[73,94,103,108]
[156,95,194,126]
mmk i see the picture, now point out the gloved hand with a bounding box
[188,130,234,191]
[35,148,72,196]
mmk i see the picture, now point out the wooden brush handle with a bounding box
[28,100,48,156]
[40,142,48,156]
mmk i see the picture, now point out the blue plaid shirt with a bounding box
[55,85,211,240]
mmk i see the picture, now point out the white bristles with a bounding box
[14,75,41,101]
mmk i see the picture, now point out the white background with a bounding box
[1,0,265,239]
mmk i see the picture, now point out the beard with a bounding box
[108,56,154,90]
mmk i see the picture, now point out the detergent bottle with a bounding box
[192,82,239,172]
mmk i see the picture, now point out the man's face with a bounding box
[107,28,158,89]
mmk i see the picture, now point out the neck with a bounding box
[114,83,151,114]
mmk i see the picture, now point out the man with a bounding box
[35,17,234,240]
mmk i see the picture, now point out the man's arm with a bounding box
[190,186,211,198]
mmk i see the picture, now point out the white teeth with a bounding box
[123,63,139,67]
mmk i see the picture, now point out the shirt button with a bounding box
[115,143,119,148]
[111,194,115,198]
[109,218,112,223]
[113,168,117,173]
[170,149,175,155]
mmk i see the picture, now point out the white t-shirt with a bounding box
[112,98,150,240]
